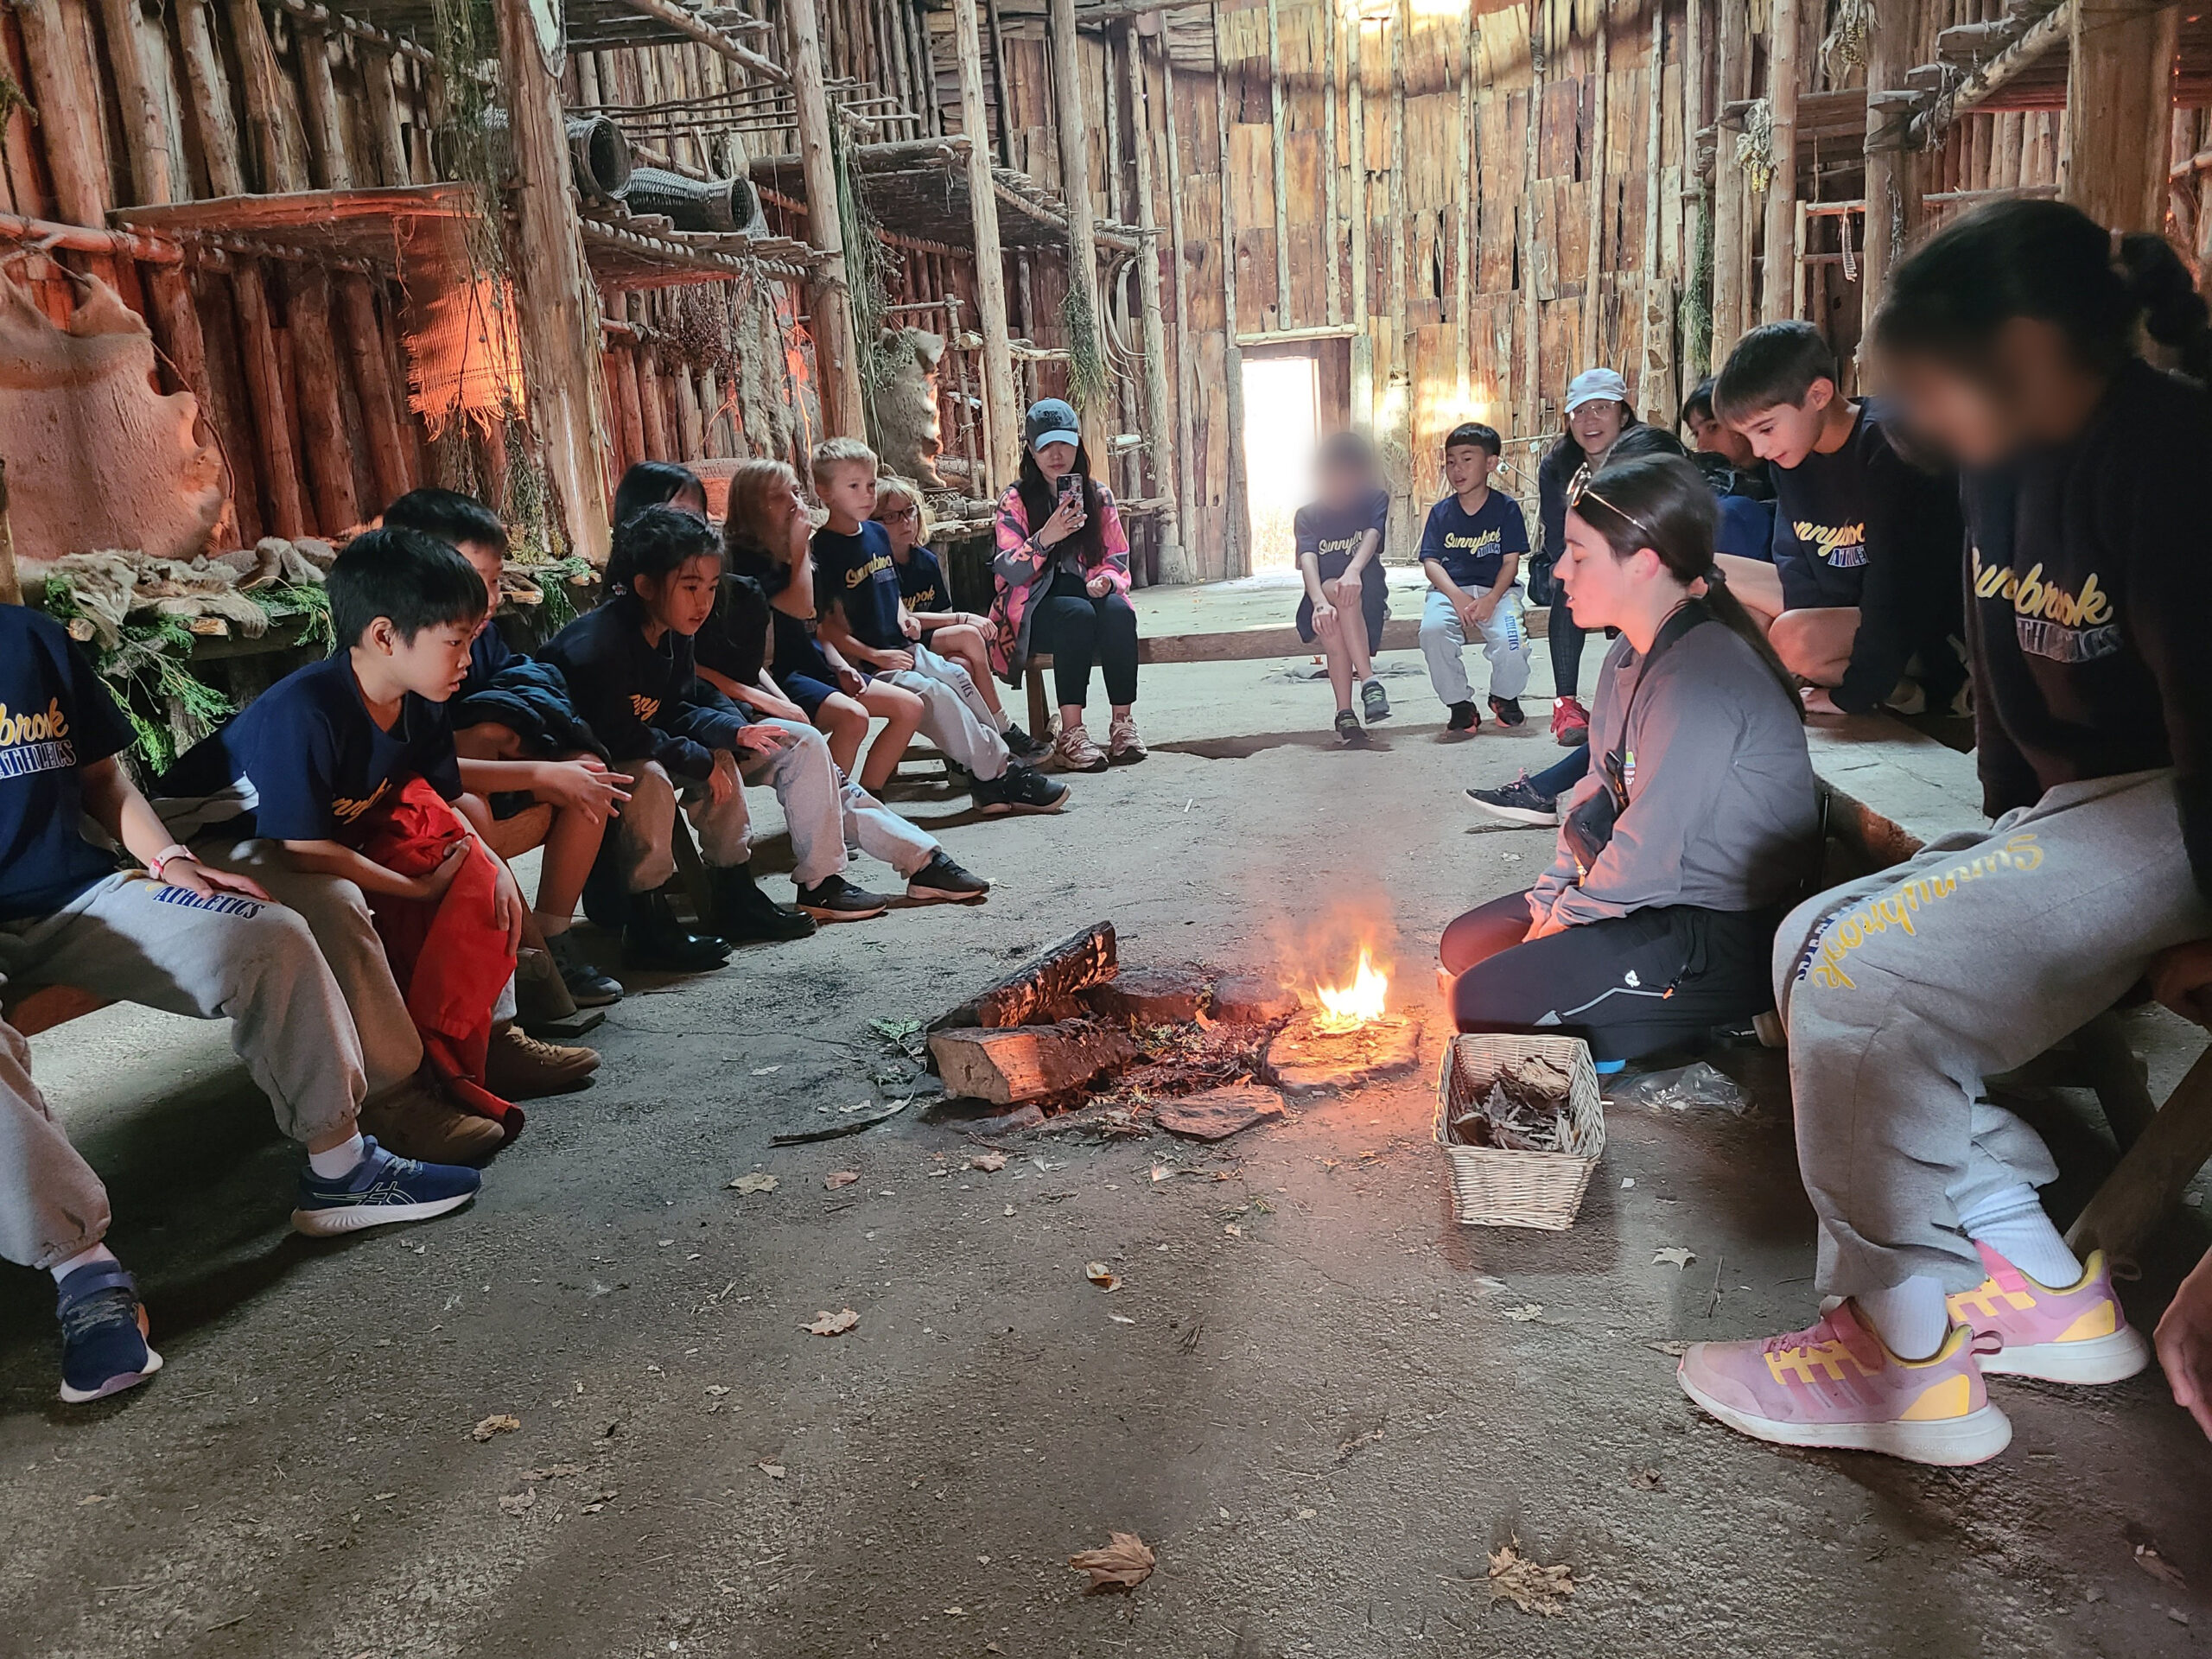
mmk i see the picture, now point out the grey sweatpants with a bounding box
[890,645,1009,780]
[618,719,938,892]
[0,871,367,1271]
[1420,587,1532,705]
[1775,767,2212,1299]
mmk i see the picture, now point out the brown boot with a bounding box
[359,1073,507,1165]
[486,1025,601,1100]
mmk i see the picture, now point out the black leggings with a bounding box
[1548,596,1586,699]
[1440,889,1779,1062]
[1031,571,1140,709]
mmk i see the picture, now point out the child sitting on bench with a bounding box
[1294,429,1393,741]
[1677,200,2212,1466]
[540,506,988,939]
[873,474,1046,761]
[158,531,584,1160]
[380,487,632,1015]
[810,439,1067,816]
[1,601,480,1403]
[1418,422,1534,734]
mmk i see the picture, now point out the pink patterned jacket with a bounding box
[987,481,1131,683]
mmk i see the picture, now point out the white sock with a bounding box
[993,708,1013,732]
[51,1243,120,1285]
[1856,1275,1950,1361]
[1959,1184,2082,1287]
[308,1132,367,1179]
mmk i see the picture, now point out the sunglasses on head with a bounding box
[1566,464,1659,545]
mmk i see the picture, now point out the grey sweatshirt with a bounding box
[1533,620,1820,927]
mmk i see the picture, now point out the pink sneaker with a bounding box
[1677,1302,2012,1465]
[1946,1242,2149,1384]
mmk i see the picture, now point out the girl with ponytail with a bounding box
[1438,452,1820,1067]
[1676,199,2212,1469]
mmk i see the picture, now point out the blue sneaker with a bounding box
[56,1262,162,1405]
[291,1137,481,1237]
[1593,1057,1628,1076]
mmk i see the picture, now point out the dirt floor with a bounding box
[3,570,2209,1658]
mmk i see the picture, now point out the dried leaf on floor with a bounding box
[1487,1539,1575,1617]
[1652,1247,1696,1269]
[471,1414,521,1442]
[1631,1468,1664,1491]
[1503,1304,1544,1322]
[2136,1545,2189,1590]
[498,1489,536,1516]
[1109,1314,1136,1325]
[729,1173,779,1194]
[1647,1339,1690,1357]
[757,1462,786,1480]
[969,1152,1008,1173]
[1085,1262,1122,1292]
[805,1307,861,1336]
[824,1171,860,1190]
[751,1065,780,1075]
[1068,1531,1155,1592]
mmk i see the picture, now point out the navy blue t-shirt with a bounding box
[1294,488,1389,581]
[896,545,949,613]
[1418,489,1529,589]
[814,521,905,652]
[158,652,463,843]
[0,607,135,922]
[463,619,516,700]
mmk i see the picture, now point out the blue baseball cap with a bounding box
[1024,397,1081,453]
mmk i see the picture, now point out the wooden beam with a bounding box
[496,0,614,561]
[175,0,247,200]
[1581,1,1608,371]
[2062,0,2181,232]
[92,0,173,205]
[1215,3,1250,579]
[0,461,20,606]
[1321,0,1342,326]
[1123,23,1185,581]
[952,0,1020,492]
[615,0,788,82]
[1921,0,2075,134]
[1712,0,1750,350]
[787,0,868,438]
[930,1020,1138,1104]
[932,919,1117,1030]
[2067,1043,2212,1269]
[1347,4,1371,435]
[1639,0,1669,422]
[1048,0,1110,454]
[1763,0,1801,321]
[1859,0,1912,353]
[1264,0,1292,328]
[1160,44,1201,580]
[13,0,107,228]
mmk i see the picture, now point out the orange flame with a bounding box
[1314,948,1388,1033]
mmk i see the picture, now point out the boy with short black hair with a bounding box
[810,441,1068,814]
[2,600,480,1404]
[380,487,631,1015]
[157,529,589,1160]
[1713,321,1965,715]
[1417,422,1533,732]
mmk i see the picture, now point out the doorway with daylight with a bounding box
[1239,341,1350,573]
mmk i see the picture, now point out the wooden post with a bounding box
[288,268,360,532]
[1518,1,1543,433]
[1215,3,1249,579]
[1347,5,1371,434]
[1858,0,1911,346]
[1712,0,1748,351]
[1161,45,1202,578]
[175,0,246,198]
[788,0,868,438]
[952,0,1020,493]
[1763,0,1800,321]
[14,0,106,226]
[1047,0,1109,455]
[232,264,308,538]
[1681,0,1707,383]
[297,22,353,191]
[1639,0,1668,419]
[1123,22,1185,582]
[362,48,411,186]
[226,0,308,192]
[0,461,19,606]
[1580,3,1608,372]
[143,265,212,412]
[1264,0,1292,328]
[495,0,614,562]
[2062,0,2181,232]
[1320,0,1343,325]
[92,0,173,205]
[336,275,412,505]
[1454,16,1472,416]
[636,300,671,461]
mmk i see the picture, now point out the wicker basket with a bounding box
[1433,1033,1606,1230]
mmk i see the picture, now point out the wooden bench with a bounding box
[1021,610,1557,736]
[1807,714,2212,1269]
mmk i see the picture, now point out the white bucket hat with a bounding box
[1565,367,1630,415]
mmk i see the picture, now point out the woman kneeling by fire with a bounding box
[1438,454,1820,1070]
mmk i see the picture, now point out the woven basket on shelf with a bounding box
[1433,1033,1606,1230]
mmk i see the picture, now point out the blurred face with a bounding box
[1033,440,1077,480]
[874,495,922,554]
[758,476,809,562]
[817,461,878,525]
[1555,510,1655,633]
[634,554,721,638]
[456,539,504,642]
[1686,407,1758,467]
[1568,398,1628,458]
[370,613,477,703]
[1443,442,1496,496]
[1728,381,1834,469]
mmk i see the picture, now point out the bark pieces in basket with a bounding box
[1448,1053,1580,1150]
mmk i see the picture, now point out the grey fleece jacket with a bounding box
[1532,620,1820,927]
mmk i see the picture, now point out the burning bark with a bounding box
[930,920,1117,1034]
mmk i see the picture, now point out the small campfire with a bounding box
[923,923,1424,1142]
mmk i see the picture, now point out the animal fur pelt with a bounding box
[0,271,225,563]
